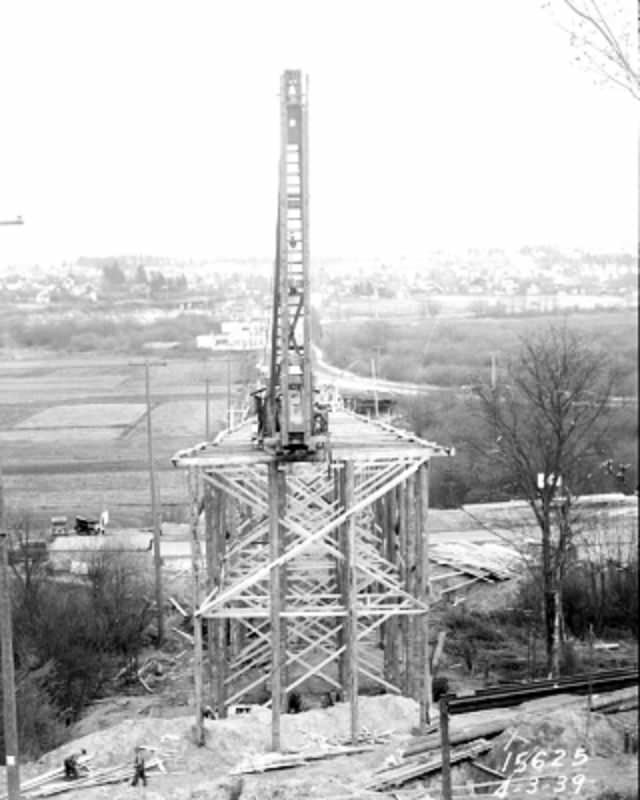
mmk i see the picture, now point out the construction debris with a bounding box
[365,738,492,790]
[1,754,164,799]
[231,743,376,775]
[172,625,195,645]
[429,541,521,583]
[402,714,517,757]
[308,726,393,748]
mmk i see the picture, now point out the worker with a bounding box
[131,747,147,787]
[250,387,267,440]
[202,704,217,719]
[63,749,86,779]
[287,690,302,713]
[312,391,329,435]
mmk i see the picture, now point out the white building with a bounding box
[196,320,267,351]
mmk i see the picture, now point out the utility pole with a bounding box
[0,463,20,800]
[205,377,211,440]
[226,357,232,429]
[130,360,166,646]
[370,356,379,418]
[0,214,22,800]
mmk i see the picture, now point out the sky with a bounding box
[0,0,637,265]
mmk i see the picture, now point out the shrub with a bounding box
[8,544,155,760]
[0,670,67,761]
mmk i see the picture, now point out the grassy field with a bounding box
[2,311,636,522]
[16,403,147,428]
[0,355,247,527]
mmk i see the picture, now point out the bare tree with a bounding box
[474,325,614,675]
[544,0,639,100]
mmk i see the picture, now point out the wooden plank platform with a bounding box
[171,409,452,467]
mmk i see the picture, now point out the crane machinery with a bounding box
[257,70,329,455]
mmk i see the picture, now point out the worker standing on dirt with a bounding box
[131,746,147,787]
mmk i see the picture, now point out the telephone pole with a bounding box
[0,214,22,799]
[205,377,211,439]
[0,463,20,800]
[226,357,232,428]
[129,360,166,646]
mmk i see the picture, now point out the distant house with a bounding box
[143,341,180,352]
[196,320,267,351]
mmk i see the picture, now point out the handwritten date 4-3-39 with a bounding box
[492,747,591,796]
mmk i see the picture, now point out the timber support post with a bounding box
[398,480,410,695]
[215,487,227,718]
[204,482,215,705]
[407,472,417,699]
[418,461,432,729]
[189,467,205,746]
[269,461,283,750]
[344,460,358,743]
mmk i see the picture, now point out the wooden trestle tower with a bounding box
[173,413,450,749]
[171,71,451,749]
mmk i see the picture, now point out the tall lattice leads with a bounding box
[171,70,452,750]
[265,70,315,453]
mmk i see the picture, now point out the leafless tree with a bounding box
[6,512,48,627]
[544,0,639,100]
[474,325,615,675]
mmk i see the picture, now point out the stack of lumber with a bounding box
[365,739,492,791]
[230,743,376,775]
[1,755,164,799]
[429,542,520,583]
[402,713,518,757]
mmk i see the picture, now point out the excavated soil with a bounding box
[10,693,638,800]
[21,695,420,800]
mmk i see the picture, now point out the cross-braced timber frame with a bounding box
[172,409,451,750]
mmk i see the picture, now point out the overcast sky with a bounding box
[0,0,636,265]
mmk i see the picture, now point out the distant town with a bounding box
[1,246,636,353]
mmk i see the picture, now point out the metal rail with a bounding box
[446,667,638,715]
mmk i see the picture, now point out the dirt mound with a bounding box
[26,695,418,791]
[482,705,625,781]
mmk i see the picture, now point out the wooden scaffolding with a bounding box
[172,409,451,749]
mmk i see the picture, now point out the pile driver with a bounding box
[255,70,329,456]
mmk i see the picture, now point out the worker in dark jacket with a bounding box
[63,748,86,779]
[131,746,147,787]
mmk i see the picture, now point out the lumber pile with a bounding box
[365,739,492,790]
[113,649,191,693]
[231,743,376,775]
[429,542,520,583]
[401,714,517,757]
[1,754,164,799]
[307,726,393,748]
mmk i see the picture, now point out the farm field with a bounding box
[0,354,248,527]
